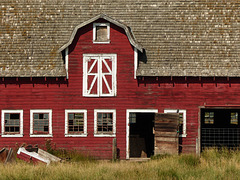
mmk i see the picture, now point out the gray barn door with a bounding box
[154,113,179,155]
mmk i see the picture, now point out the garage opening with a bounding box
[201,108,240,151]
[129,113,155,158]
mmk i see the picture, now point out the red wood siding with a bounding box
[1,20,240,159]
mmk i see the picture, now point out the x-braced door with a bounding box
[83,54,117,97]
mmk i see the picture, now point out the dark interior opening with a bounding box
[201,108,240,151]
[129,113,154,158]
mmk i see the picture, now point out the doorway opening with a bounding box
[128,112,155,158]
[201,108,240,151]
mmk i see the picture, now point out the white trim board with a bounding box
[65,47,69,79]
[134,48,138,79]
[126,109,158,159]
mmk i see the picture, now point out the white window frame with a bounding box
[65,109,87,137]
[1,110,23,137]
[94,109,116,137]
[164,109,187,137]
[83,54,117,97]
[93,23,110,44]
[30,109,52,137]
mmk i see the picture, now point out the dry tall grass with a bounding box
[1,148,240,180]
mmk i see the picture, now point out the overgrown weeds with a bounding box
[2,148,240,179]
[44,139,95,162]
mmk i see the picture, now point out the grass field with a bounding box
[1,148,240,180]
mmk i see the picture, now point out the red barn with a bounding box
[1,1,240,159]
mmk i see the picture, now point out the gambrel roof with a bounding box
[1,0,240,77]
[58,14,143,53]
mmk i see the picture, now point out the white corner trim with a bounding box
[65,47,69,79]
[65,109,87,137]
[134,48,138,79]
[30,109,52,137]
[164,109,187,137]
[93,23,110,44]
[126,109,158,159]
[1,110,23,137]
[94,109,116,137]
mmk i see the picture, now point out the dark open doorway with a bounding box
[129,113,155,158]
[201,108,240,151]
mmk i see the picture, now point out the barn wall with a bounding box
[0,20,240,159]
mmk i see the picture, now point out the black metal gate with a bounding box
[201,109,240,151]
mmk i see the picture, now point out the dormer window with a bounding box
[93,23,110,43]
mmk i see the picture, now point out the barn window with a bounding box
[129,113,137,124]
[30,110,52,137]
[164,109,187,137]
[83,54,117,97]
[93,23,110,43]
[204,112,214,124]
[94,109,116,137]
[1,110,23,137]
[65,110,87,137]
[231,112,238,125]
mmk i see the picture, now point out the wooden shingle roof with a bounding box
[1,0,240,77]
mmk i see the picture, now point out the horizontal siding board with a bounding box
[1,17,240,159]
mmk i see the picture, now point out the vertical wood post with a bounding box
[112,138,117,161]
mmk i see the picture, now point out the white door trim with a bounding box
[126,109,158,159]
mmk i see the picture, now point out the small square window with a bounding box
[30,110,52,137]
[231,112,238,125]
[204,112,214,124]
[93,23,110,43]
[65,110,87,137]
[129,113,136,124]
[1,110,23,137]
[94,109,116,137]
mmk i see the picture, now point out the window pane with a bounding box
[68,113,84,134]
[231,112,238,125]
[34,114,39,119]
[129,113,136,124]
[68,113,74,120]
[97,112,113,134]
[5,113,10,120]
[4,113,20,134]
[44,114,49,119]
[96,26,108,41]
[33,113,49,134]
[204,112,214,124]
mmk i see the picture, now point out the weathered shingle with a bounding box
[1,0,240,77]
